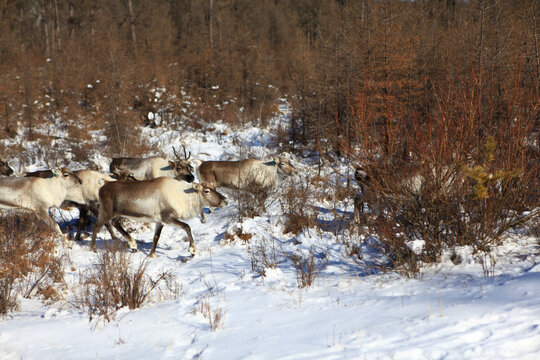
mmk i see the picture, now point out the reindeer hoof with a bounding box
[148,252,156,258]
[188,246,198,256]
[127,241,138,252]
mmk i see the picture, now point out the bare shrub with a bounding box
[191,272,226,332]
[0,275,18,315]
[280,175,317,236]
[0,213,65,316]
[247,236,282,277]
[221,102,243,127]
[235,181,273,220]
[103,114,155,158]
[75,242,177,322]
[525,216,540,242]
[286,248,325,288]
[69,140,100,165]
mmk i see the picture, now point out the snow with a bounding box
[1,108,539,359]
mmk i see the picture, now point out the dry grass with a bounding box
[247,236,281,278]
[0,212,66,316]
[286,248,325,289]
[74,241,178,322]
[191,270,226,332]
[192,294,226,332]
[223,226,253,244]
[235,182,273,220]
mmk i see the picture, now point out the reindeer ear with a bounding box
[193,182,202,191]
[51,169,59,176]
[168,160,175,168]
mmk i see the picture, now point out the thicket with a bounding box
[344,70,538,275]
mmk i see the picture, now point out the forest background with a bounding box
[0,0,537,159]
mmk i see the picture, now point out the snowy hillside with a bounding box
[0,105,539,360]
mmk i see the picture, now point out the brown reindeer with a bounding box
[109,146,194,182]
[91,178,227,257]
[194,156,297,222]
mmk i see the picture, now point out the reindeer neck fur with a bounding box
[43,175,84,205]
[169,180,206,220]
[150,157,178,179]
[75,170,114,202]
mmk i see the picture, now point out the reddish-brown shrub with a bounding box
[345,68,539,276]
[75,242,177,322]
[280,175,317,236]
[0,213,65,316]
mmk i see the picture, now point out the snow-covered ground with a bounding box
[1,104,539,359]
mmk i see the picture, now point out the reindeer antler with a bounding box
[172,145,191,160]
[172,146,180,160]
[182,145,191,160]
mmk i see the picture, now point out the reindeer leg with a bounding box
[76,207,91,241]
[200,206,217,223]
[163,215,197,256]
[111,219,137,251]
[104,223,117,240]
[200,210,207,224]
[149,223,164,258]
[87,205,119,243]
[91,218,105,251]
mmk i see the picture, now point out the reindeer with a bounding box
[109,146,194,182]
[193,156,297,222]
[0,159,14,176]
[91,178,228,257]
[194,156,298,189]
[0,169,83,239]
[24,169,129,241]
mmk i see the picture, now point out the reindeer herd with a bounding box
[0,148,298,257]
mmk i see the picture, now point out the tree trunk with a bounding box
[127,0,138,58]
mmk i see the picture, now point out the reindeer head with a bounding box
[0,159,14,176]
[273,156,298,176]
[51,168,83,184]
[193,182,228,208]
[170,145,195,183]
[51,168,84,204]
